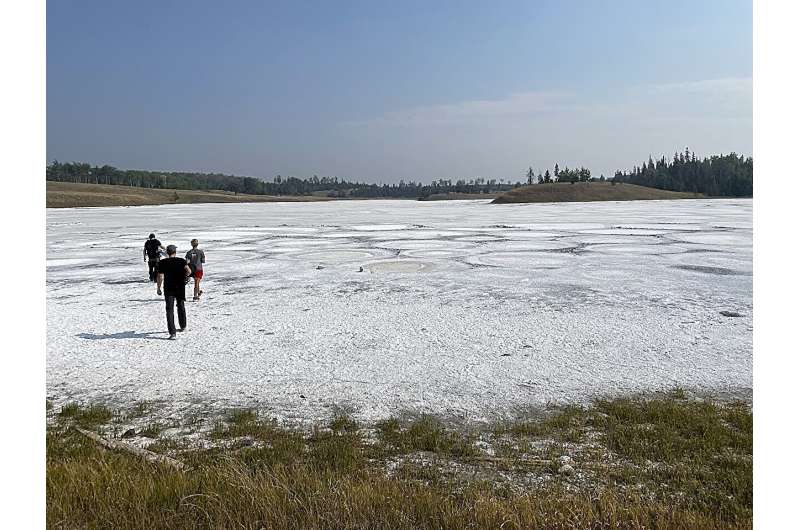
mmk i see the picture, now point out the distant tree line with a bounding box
[46,161,521,198]
[611,149,752,197]
[47,149,752,199]
[350,178,521,198]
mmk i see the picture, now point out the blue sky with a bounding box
[47,0,752,182]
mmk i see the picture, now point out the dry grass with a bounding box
[491,395,752,523]
[418,192,503,201]
[491,182,702,203]
[46,181,334,208]
[47,394,751,529]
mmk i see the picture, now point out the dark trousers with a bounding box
[148,259,159,282]
[165,292,186,335]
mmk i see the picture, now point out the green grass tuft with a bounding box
[308,429,365,472]
[139,423,164,439]
[329,412,359,434]
[669,386,689,400]
[58,402,81,418]
[494,404,587,443]
[227,408,258,425]
[377,416,479,457]
[58,402,115,428]
[126,401,157,419]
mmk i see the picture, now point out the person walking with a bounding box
[184,239,206,301]
[143,233,164,282]
[156,245,192,339]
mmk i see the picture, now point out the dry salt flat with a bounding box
[46,198,752,424]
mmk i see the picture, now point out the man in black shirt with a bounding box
[143,233,164,282]
[156,245,192,339]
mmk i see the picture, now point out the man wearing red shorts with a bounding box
[185,239,206,301]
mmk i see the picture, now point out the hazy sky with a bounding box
[47,0,752,183]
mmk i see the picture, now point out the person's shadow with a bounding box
[77,331,170,341]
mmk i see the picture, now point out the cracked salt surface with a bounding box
[47,199,752,424]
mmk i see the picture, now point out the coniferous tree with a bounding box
[613,151,751,197]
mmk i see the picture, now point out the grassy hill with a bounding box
[491,182,702,204]
[418,191,503,201]
[47,181,705,208]
[46,181,333,208]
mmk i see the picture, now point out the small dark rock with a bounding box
[300,394,306,399]
[720,310,743,317]
[121,428,136,439]
[500,353,512,357]
[522,344,533,349]
[358,266,364,272]
[315,265,325,270]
